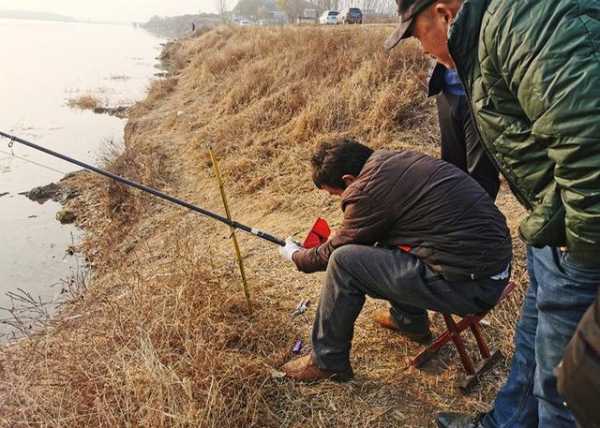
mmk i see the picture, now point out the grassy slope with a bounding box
[0,26,528,427]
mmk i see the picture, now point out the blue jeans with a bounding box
[482,246,600,428]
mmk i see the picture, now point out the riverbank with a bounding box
[0,26,528,427]
[0,19,163,343]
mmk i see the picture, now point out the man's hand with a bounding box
[279,237,302,262]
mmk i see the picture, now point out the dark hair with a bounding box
[311,139,374,190]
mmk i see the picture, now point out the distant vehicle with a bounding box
[319,10,339,25]
[337,7,363,24]
[239,19,252,26]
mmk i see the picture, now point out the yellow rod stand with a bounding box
[207,145,252,313]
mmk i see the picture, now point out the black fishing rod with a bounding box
[0,130,286,247]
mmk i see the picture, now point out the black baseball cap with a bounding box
[384,0,437,51]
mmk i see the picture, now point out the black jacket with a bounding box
[428,62,500,199]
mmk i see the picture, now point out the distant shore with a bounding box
[0,10,135,26]
[0,10,77,23]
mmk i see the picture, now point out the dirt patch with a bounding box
[20,173,84,205]
[93,105,128,118]
[20,182,79,205]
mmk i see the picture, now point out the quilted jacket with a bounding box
[449,0,600,266]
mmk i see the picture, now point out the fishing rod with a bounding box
[0,130,286,247]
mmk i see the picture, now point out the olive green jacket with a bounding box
[450,0,600,266]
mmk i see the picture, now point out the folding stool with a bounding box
[411,281,517,392]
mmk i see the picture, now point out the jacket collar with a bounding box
[340,151,379,207]
[448,0,490,88]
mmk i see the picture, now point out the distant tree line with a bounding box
[312,0,397,14]
[142,14,222,38]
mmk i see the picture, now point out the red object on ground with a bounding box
[303,218,331,249]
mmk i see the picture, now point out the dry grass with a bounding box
[0,229,296,426]
[67,94,102,111]
[0,25,528,427]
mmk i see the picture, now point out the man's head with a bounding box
[385,0,463,68]
[311,139,374,196]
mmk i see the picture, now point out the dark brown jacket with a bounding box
[293,150,512,279]
[557,288,600,428]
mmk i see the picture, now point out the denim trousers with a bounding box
[482,246,600,428]
[310,244,507,372]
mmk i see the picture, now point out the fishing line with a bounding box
[0,130,286,247]
[0,149,68,176]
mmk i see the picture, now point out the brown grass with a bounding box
[67,94,101,110]
[0,25,528,427]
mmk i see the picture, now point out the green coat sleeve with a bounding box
[496,1,600,266]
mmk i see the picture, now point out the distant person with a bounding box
[277,139,512,382]
[429,63,499,200]
[385,0,600,426]
[192,22,196,32]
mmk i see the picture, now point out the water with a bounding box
[0,18,164,339]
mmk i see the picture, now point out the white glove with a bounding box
[279,237,302,261]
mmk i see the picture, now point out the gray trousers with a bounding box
[311,245,508,371]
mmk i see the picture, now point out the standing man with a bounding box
[429,63,499,200]
[385,0,600,427]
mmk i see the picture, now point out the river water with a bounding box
[0,18,163,340]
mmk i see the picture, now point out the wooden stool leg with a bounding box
[411,282,517,393]
[444,314,476,375]
[470,322,491,359]
[412,316,481,368]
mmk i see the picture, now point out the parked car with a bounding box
[319,10,339,25]
[337,7,363,24]
[239,19,252,26]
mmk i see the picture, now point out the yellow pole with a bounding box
[207,145,252,313]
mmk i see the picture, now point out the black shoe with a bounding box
[436,412,485,428]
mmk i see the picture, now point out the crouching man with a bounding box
[279,139,512,382]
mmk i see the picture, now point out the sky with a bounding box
[0,0,219,22]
